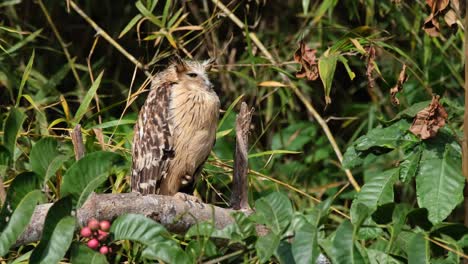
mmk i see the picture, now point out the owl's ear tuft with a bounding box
[171,55,188,73]
[203,58,215,72]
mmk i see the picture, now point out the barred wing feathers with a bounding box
[131,81,174,194]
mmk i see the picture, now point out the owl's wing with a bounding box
[131,81,174,194]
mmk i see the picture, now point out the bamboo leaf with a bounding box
[73,71,104,124]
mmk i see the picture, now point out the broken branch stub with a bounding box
[231,102,254,211]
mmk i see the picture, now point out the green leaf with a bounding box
[60,151,125,207]
[142,239,191,264]
[73,71,104,124]
[338,55,356,80]
[16,50,34,107]
[0,145,10,176]
[291,221,319,264]
[0,172,41,228]
[392,100,432,121]
[110,214,168,245]
[88,119,135,130]
[350,169,399,224]
[218,94,244,131]
[416,144,464,224]
[318,50,338,104]
[342,146,364,169]
[367,249,400,264]
[118,14,143,38]
[302,0,310,15]
[408,233,429,264]
[70,243,109,264]
[400,146,422,182]
[5,29,42,54]
[388,204,412,251]
[256,232,280,263]
[333,220,365,264]
[248,150,301,158]
[250,192,293,234]
[0,190,43,257]
[354,120,417,151]
[30,138,63,183]
[3,107,26,157]
[275,241,295,264]
[135,1,163,27]
[30,197,75,264]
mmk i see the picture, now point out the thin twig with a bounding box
[68,0,151,78]
[211,0,360,192]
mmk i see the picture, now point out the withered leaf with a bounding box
[409,95,448,139]
[390,64,408,105]
[423,13,441,37]
[444,9,458,28]
[294,40,319,81]
[426,0,450,13]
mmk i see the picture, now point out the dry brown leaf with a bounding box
[409,95,448,139]
[294,40,319,81]
[390,64,408,105]
[426,0,450,12]
[423,13,441,37]
[444,9,458,27]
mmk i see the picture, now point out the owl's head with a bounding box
[170,57,214,91]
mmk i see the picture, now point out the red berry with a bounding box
[87,238,99,250]
[99,220,111,231]
[99,246,109,255]
[80,227,92,238]
[88,218,100,231]
[97,230,109,241]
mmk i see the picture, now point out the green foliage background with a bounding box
[0,0,467,263]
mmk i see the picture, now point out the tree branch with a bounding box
[16,192,235,246]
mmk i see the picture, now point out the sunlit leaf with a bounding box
[3,107,26,157]
[73,71,104,124]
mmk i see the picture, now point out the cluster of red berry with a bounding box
[80,218,112,255]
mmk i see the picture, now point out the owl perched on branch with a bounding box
[131,58,220,195]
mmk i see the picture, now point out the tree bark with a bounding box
[16,192,235,246]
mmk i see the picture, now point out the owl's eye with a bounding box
[187,73,198,78]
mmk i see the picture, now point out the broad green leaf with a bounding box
[16,50,34,107]
[30,216,75,264]
[333,220,365,264]
[400,146,422,182]
[256,232,280,263]
[275,241,295,264]
[389,204,412,252]
[392,100,432,121]
[350,169,399,224]
[111,214,168,245]
[271,122,316,151]
[250,192,293,234]
[0,172,40,228]
[291,221,319,264]
[354,120,417,151]
[408,233,429,264]
[60,151,125,206]
[185,222,214,238]
[186,239,218,260]
[318,50,338,104]
[0,190,43,257]
[30,197,74,264]
[30,138,62,182]
[70,243,109,264]
[416,144,464,224]
[367,249,400,264]
[142,239,191,264]
[0,145,10,176]
[118,14,143,38]
[3,107,26,157]
[342,146,363,169]
[73,71,104,124]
